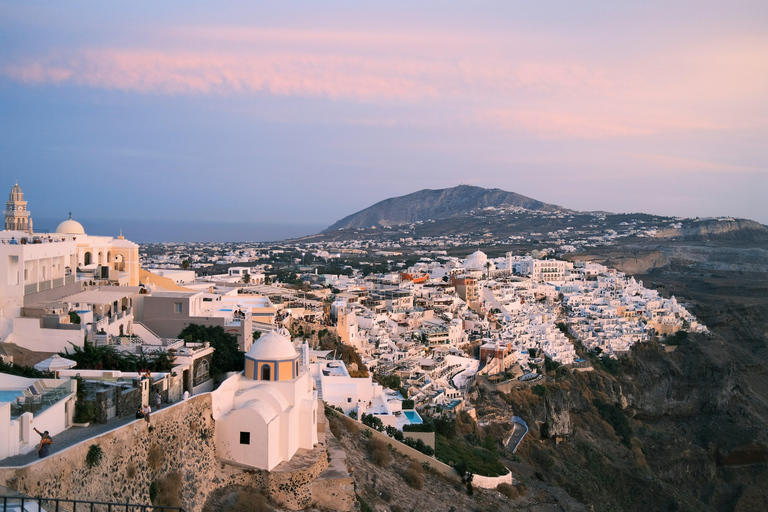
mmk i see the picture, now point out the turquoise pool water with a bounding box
[404,410,422,424]
[0,389,25,403]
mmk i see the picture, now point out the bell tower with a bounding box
[4,182,33,233]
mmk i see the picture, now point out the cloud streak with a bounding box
[2,27,765,142]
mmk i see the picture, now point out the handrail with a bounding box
[1,495,185,511]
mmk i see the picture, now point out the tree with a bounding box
[181,259,190,270]
[178,324,243,374]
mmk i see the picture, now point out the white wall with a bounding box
[7,317,84,353]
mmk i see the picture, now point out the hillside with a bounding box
[323,185,562,231]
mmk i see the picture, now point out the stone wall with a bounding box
[0,394,354,511]
[0,395,218,512]
[116,386,143,418]
[342,416,460,481]
[403,431,435,449]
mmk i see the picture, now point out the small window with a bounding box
[347,397,352,403]
[240,432,250,445]
[174,302,182,314]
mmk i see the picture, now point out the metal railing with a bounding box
[0,496,184,512]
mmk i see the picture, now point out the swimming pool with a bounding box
[403,410,422,424]
[0,389,25,403]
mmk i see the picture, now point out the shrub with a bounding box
[394,430,404,442]
[402,461,424,489]
[152,472,183,507]
[328,415,343,440]
[362,428,373,438]
[435,434,507,477]
[73,401,96,424]
[403,423,434,433]
[385,425,399,438]
[85,444,103,468]
[497,482,518,499]
[401,399,415,409]
[532,385,547,397]
[593,399,632,446]
[379,488,391,502]
[147,444,164,471]
[231,488,272,512]
[361,412,385,432]
[368,438,392,467]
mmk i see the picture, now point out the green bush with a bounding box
[403,423,434,433]
[74,401,96,424]
[593,399,632,446]
[401,399,415,409]
[532,385,547,397]
[85,444,103,468]
[435,435,507,477]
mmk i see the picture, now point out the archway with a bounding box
[84,252,92,265]
[261,365,271,381]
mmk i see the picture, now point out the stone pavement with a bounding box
[0,403,170,467]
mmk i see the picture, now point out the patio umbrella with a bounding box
[33,354,77,372]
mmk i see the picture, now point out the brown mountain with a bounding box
[323,185,563,232]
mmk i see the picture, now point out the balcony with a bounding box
[23,275,75,296]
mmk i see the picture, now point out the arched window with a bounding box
[261,365,271,381]
[107,251,111,263]
[84,252,92,265]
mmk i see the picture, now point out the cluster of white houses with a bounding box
[0,182,708,474]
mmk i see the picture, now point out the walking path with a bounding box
[0,403,171,468]
[504,416,529,454]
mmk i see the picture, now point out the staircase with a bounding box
[131,322,164,345]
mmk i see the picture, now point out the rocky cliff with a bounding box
[655,219,768,241]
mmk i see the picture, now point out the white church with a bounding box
[211,328,319,471]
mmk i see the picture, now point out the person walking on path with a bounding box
[33,427,53,458]
[141,404,151,424]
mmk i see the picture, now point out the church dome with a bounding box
[465,250,488,264]
[56,216,85,235]
[246,328,297,360]
[9,184,22,199]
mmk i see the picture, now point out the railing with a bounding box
[53,277,64,288]
[24,283,38,295]
[65,275,75,285]
[39,281,52,292]
[0,496,185,511]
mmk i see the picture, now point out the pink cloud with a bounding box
[2,28,764,140]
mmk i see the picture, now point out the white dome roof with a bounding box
[56,218,85,235]
[466,250,488,264]
[246,328,297,360]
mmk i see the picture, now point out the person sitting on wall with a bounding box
[33,427,53,458]
[141,403,151,424]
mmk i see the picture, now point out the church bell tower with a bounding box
[4,182,33,234]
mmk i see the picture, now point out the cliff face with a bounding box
[323,185,562,231]
[566,250,671,275]
[655,219,768,241]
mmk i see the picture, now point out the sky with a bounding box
[1,1,766,242]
